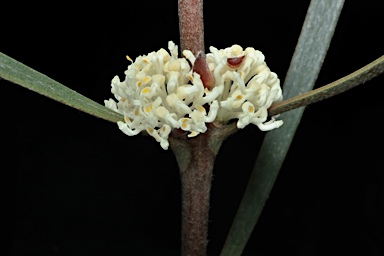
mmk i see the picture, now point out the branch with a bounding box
[178,0,205,54]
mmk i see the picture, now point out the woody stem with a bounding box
[169,124,238,256]
[170,131,214,256]
[178,0,205,55]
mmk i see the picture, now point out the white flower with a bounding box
[105,41,283,150]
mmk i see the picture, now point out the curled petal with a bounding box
[105,41,283,150]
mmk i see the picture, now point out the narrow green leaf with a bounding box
[269,55,384,117]
[0,52,123,123]
[220,1,345,255]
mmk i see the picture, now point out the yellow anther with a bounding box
[142,87,150,94]
[147,127,154,133]
[134,109,139,116]
[248,106,254,113]
[126,55,133,62]
[145,105,152,113]
[236,95,243,100]
[142,77,150,83]
[182,123,187,128]
[137,81,142,87]
[124,116,130,122]
[197,106,205,112]
[188,131,199,137]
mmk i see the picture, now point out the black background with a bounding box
[2,1,383,255]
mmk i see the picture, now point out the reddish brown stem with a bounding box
[170,131,214,256]
[169,124,238,256]
[178,0,205,55]
[182,136,214,256]
[178,0,214,89]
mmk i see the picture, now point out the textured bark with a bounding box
[178,0,205,55]
[169,124,238,256]
[180,135,214,256]
[178,0,214,90]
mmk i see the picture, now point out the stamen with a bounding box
[142,88,150,94]
[105,41,283,150]
[126,55,133,62]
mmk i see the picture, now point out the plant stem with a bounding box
[178,0,205,54]
[170,131,213,256]
[178,0,214,94]
[180,135,213,256]
[170,124,237,256]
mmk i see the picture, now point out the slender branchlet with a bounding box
[169,124,235,256]
[178,0,213,90]
[171,132,214,256]
[176,1,218,254]
[178,0,205,55]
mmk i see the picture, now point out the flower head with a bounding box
[105,41,283,150]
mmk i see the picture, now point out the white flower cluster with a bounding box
[105,41,283,150]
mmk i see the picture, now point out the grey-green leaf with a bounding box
[220,1,345,255]
[0,52,123,123]
[269,55,384,117]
